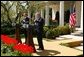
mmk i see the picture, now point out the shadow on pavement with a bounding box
[36,49,60,56]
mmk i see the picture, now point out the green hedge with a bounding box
[45,24,72,39]
[46,29,54,39]
[1,22,74,39]
[1,27,15,35]
[52,27,60,37]
[43,26,49,38]
[57,25,70,35]
[1,27,25,35]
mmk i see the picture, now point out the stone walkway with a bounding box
[21,29,83,56]
[21,37,83,56]
[59,35,83,41]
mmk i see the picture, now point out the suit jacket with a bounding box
[34,17,44,32]
[21,16,30,28]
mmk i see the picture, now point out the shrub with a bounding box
[45,24,71,39]
[1,22,14,35]
[43,26,49,37]
[64,24,71,34]
[1,22,24,35]
[52,28,60,37]
[1,27,15,35]
[56,25,70,35]
[69,27,75,33]
[56,26,64,35]
[46,29,54,39]
[65,23,75,33]
[48,25,57,29]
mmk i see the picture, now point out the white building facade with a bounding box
[40,1,83,32]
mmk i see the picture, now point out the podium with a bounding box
[25,25,36,52]
[15,24,36,52]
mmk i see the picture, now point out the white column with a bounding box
[45,5,49,26]
[59,1,64,26]
[52,8,56,20]
[41,9,44,19]
[81,1,83,31]
[76,1,81,27]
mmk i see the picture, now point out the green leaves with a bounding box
[46,29,54,39]
[1,1,46,25]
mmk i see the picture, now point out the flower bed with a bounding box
[1,34,33,56]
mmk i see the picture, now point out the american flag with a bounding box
[69,7,76,28]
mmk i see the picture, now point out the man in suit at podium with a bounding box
[21,12,36,52]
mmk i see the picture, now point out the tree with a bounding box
[1,1,46,24]
[1,1,15,24]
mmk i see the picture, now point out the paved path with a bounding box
[21,37,83,56]
[21,29,83,56]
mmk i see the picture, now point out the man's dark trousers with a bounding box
[36,30,44,50]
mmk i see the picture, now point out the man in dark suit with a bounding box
[21,13,30,43]
[34,12,44,51]
[21,12,36,52]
